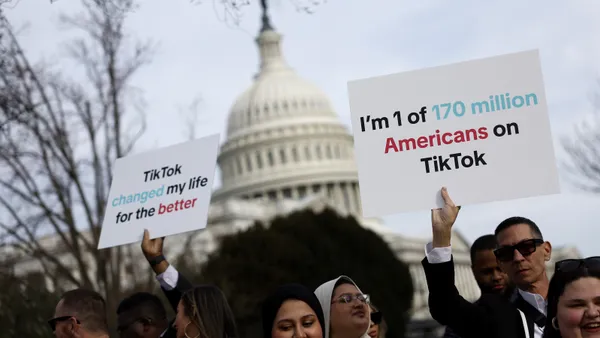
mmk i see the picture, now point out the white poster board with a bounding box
[98,134,220,249]
[347,50,559,217]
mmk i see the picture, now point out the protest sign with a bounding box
[347,50,559,217]
[97,134,220,249]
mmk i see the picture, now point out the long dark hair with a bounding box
[181,285,238,338]
[542,265,600,338]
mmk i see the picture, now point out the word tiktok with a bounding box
[420,151,487,173]
[144,164,182,182]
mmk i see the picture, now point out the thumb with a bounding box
[143,229,150,242]
[441,187,455,206]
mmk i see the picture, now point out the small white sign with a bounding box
[98,134,220,249]
[347,50,559,217]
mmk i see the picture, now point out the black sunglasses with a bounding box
[371,311,382,325]
[48,316,80,331]
[493,238,544,262]
[555,257,600,273]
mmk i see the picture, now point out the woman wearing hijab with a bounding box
[262,283,326,338]
[314,276,371,338]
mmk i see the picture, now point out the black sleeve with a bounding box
[442,326,463,338]
[161,270,194,312]
[422,257,499,338]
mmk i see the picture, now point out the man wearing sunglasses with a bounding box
[49,288,109,338]
[422,187,552,338]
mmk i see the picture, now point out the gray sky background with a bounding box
[5,0,600,256]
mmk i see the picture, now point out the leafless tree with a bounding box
[0,0,153,310]
[561,78,600,193]
[187,0,327,26]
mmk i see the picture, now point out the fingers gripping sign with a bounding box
[141,229,165,260]
[431,187,461,248]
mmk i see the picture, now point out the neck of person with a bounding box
[519,274,549,299]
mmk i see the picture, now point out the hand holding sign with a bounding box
[431,187,460,248]
[141,229,164,261]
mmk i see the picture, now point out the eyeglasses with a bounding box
[332,293,370,305]
[371,311,382,325]
[48,316,80,331]
[493,239,544,262]
[555,257,600,273]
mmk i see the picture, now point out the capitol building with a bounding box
[6,9,580,338]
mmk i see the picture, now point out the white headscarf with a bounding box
[314,276,370,338]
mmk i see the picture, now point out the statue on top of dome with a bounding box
[260,0,274,32]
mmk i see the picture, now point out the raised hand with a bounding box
[141,229,164,260]
[431,187,460,247]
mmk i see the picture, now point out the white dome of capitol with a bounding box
[213,16,361,218]
[226,31,340,137]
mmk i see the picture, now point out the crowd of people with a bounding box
[47,188,597,338]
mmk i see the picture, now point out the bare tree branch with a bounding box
[561,78,600,193]
[0,0,153,310]
[178,94,203,141]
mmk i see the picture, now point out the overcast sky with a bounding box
[5,0,600,256]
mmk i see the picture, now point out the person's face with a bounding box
[330,284,370,337]
[495,223,551,287]
[556,277,600,338]
[272,299,323,338]
[472,249,509,295]
[174,300,197,338]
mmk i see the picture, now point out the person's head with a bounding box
[314,276,370,338]
[367,304,386,338]
[470,234,510,295]
[50,288,109,338]
[262,283,325,338]
[493,216,551,289]
[174,285,238,338]
[116,292,168,338]
[543,257,600,338]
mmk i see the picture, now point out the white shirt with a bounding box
[425,243,546,338]
[156,265,180,290]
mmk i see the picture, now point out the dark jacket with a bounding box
[422,257,535,338]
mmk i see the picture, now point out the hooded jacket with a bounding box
[314,276,370,338]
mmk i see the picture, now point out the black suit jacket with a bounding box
[422,257,530,338]
[160,271,194,338]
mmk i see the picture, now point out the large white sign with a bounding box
[98,134,220,249]
[347,50,559,217]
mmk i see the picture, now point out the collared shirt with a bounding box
[424,243,546,338]
[516,289,546,338]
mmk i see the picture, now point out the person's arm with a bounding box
[141,230,193,311]
[424,188,497,338]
